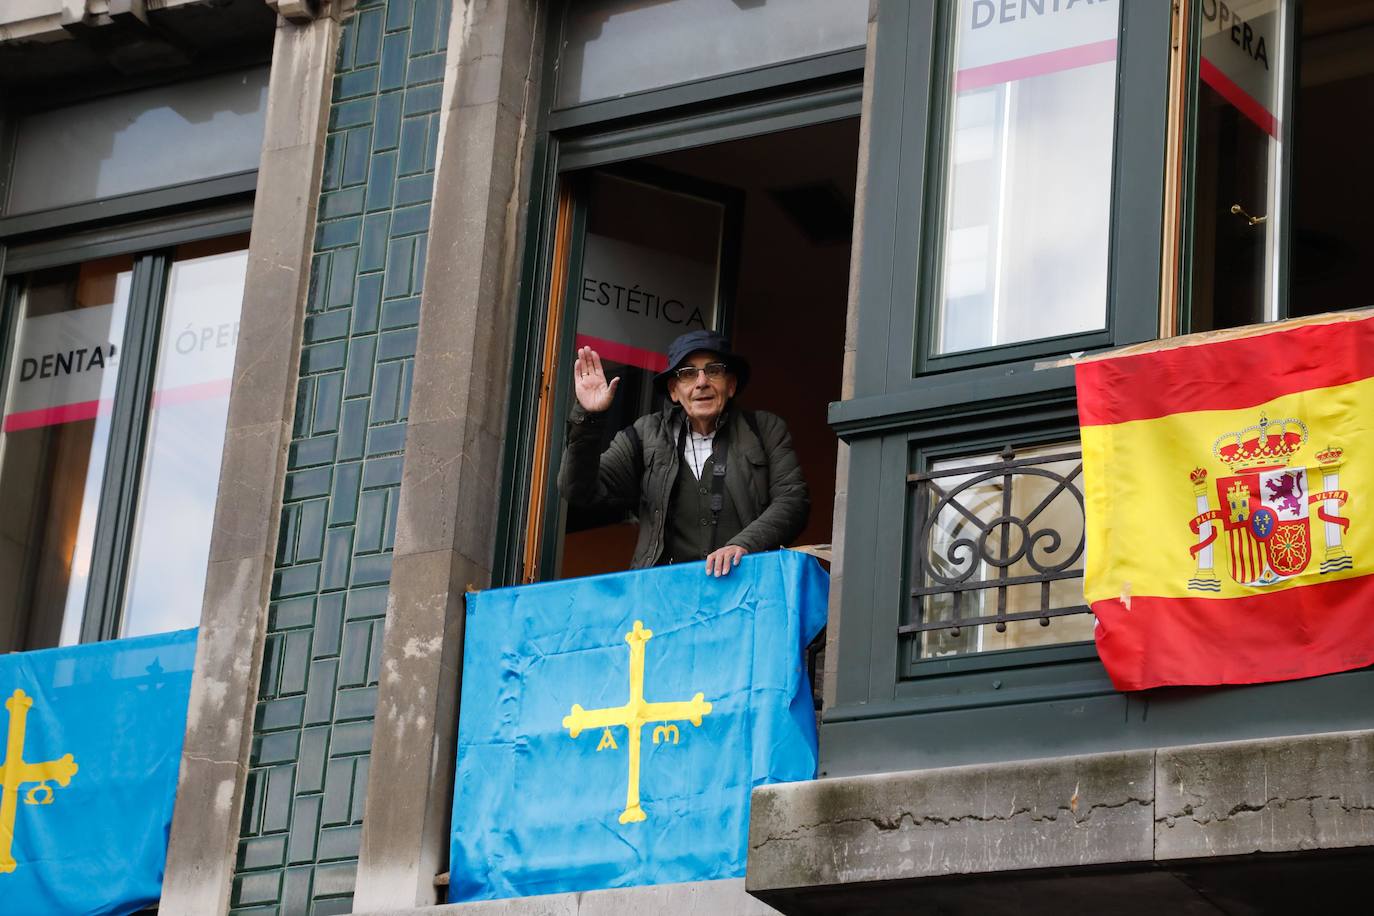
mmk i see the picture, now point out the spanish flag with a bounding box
[1076,312,1374,691]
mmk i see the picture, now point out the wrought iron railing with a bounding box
[902,446,1090,655]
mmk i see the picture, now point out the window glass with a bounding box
[932,0,1120,354]
[0,257,132,651]
[6,67,269,216]
[121,237,249,637]
[908,442,1091,660]
[1186,0,1288,330]
[555,0,868,108]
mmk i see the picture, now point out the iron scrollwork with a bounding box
[902,446,1090,648]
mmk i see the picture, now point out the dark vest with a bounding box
[662,437,744,564]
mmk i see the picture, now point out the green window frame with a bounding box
[858,0,1170,395]
[823,0,1174,774]
[0,200,252,647]
[826,0,1374,780]
[493,0,868,585]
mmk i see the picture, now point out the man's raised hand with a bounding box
[573,346,620,413]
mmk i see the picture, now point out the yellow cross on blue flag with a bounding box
[449,550,828,901]
[0,628,196,915]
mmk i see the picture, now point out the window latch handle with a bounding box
[1229,203,1267,226]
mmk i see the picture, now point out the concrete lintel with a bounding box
[352,0,545,909]
[352,878,782,916]
[0,0,84,43]
[265,0,322,24]
[160,13,339,916]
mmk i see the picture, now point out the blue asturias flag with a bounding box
[450,549,828,901]
[0,628,196,916]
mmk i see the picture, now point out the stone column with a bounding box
[159,10,341,915]
[1187,468,1220,592]
[351,0,544,908]
[822,0,879,712]
[1314,446,1351,573]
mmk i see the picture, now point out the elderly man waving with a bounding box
[559,329,809,577]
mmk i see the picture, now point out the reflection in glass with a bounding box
[1187,0,1288,330]
[933,0,1120,354]
[6,67,269,216]
[913,443,1091,659]
[0,258,132,651]
[121,238,249,638]
[556,0,868,108]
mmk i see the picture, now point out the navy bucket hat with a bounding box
[653,329,751,395]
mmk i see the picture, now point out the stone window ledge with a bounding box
[747,729,1374,914]
[352,878,782,916]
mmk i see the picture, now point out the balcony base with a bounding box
[353,878,781,916]
[748,729,1374,914]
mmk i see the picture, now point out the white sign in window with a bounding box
[2,274,239,431]
[2,305,124,432]
[1198,0,1281,137]
[576,234,716,372]
[0,257,132,651]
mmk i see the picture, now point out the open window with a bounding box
[1185,0,1374,330]
[518,120,860,582]
[524,168,737,580]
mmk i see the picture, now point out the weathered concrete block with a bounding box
[1156,729,1374,860]
[351,878,781,916]
[747,750,1155,893]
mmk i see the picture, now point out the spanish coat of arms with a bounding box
[1187,414,1353,590]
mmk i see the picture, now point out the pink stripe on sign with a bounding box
[3,398,109,432]
[575,335,668,373]
[955,38,1119,91]
[2,379,231,432]
[1199,57,1279,138]
[151,378,233,408]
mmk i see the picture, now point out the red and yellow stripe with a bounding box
[1076,313,1374,690]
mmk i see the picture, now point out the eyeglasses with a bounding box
[672,362,730,383]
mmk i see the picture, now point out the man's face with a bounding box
[669,351,737,429]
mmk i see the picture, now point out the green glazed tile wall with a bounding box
[231,1,448,912]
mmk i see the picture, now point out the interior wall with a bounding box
[727,185,849,550]
[1290,5,1374,315]
[648,119,859,551]
[562,120,859,577]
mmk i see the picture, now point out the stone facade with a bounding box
[227,1,451,912]
[0,0,209,43]
[160,10,342,916]
[351,0,542,908]
[9,2,1374,915]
